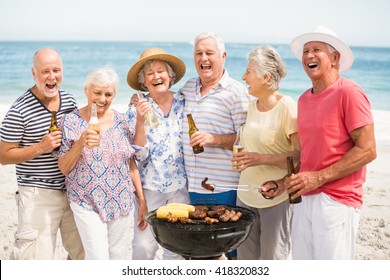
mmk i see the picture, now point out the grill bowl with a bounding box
[144,204,255,259]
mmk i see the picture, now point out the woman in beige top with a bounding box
[232,45,300,260]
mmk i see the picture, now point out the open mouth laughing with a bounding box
[46,83,57,89]
[200,64,211,70]
[152,82,164,87]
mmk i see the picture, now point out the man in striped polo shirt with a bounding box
[0,48,84,259]
[182,32,252,203]
[181,32,252,258]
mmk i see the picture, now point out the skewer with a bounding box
[200,177,256,192]
[200,177,278,197]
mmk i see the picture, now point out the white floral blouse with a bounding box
[127,91,187,193]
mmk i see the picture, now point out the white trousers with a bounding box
[132,188,190,260]
[292,192,360,259]
[70,202,131,260]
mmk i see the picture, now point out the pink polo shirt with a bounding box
[298,76,373,208]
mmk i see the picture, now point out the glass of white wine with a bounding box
[136,91,159,128]
[232,126,245,171]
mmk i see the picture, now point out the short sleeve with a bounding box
[0,107,24,142]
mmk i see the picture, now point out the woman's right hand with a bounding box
[79,129,100,149]
[232,151,260,172]
[259,178,286,199]
[129,93,139,107]
[135,98,152,121]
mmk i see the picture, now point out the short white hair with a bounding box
[84,65,120,94]
[193,32,225,55]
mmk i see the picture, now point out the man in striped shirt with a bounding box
[182,32,251,202]
[0,48,84,259]
[181,33,252,259]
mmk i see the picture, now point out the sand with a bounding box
[0,110,389,260]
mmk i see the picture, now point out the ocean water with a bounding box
[0,41,389,111]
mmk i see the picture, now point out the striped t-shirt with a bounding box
[0,89,77,190]
[180,70,252,193]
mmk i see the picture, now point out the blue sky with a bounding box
[1,0,389,47]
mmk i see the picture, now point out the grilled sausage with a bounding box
[205,217,219,224]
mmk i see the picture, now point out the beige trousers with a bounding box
[12,187,84,260]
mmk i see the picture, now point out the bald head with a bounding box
[33,48,62,70]
[31,48,63,99]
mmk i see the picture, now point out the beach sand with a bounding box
[1,110,389,260]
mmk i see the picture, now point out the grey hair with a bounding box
[84,65,120,94]
[193,32,225,55]
[325,43,341,69]
[137,60,176,91]
[326,43,337,53]
[247,45,287,91]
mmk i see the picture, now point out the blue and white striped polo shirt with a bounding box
[180,70,252,193]
[0,89,77,190]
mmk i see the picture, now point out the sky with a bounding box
[1,0,390,47]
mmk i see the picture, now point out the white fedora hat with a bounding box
[290,25,354,72]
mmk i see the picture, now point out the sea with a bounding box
[0,41,389,112]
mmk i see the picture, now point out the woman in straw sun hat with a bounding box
[286,25,376,259]
[126,48,190,260]
[127,48,186,91]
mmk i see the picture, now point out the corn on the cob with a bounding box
[156,206,189,219]
[165,203,195,212]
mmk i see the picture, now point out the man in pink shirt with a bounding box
[287,26,376,259]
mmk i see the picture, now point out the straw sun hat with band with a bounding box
[127,48,186,91]
[290,25,354,72]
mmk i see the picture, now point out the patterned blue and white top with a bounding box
[58,109,146,222]
[127,91,187,193]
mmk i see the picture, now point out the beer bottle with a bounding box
[49,111,60,151]
[287,156,302,204]
[49,111,60,132]
[88,103,100,146]
[187,113,204,154]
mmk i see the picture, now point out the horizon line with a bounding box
[0,40,389,49]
